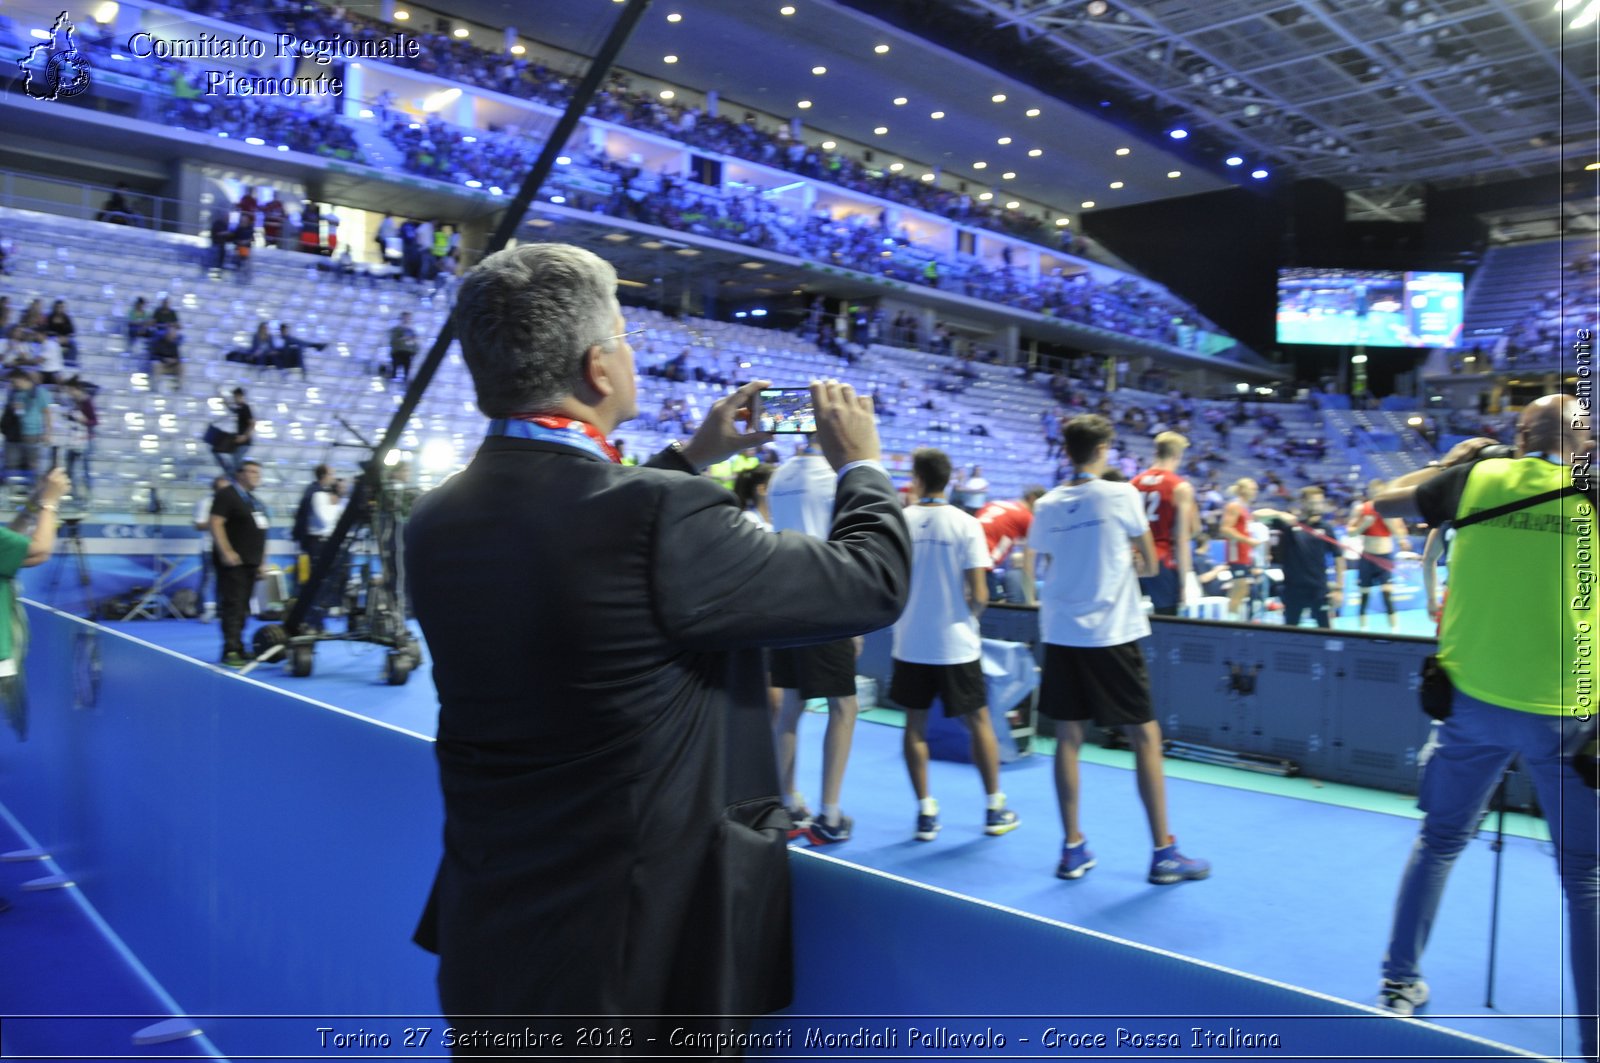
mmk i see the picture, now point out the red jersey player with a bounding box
[1133,432,1198,616]
[975,486,1046,605]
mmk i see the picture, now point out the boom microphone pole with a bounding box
[283,0,655,638]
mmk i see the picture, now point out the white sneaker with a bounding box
[1377,979,1429,1017]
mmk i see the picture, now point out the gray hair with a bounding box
[453,243,620,417]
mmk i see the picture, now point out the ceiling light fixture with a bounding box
[666,11,682,21]
[874,126,888,134]
[889,162,904,171]
[1055,218,1070,226]
[1115,147,1131,156]
[1025,107,1041,117]
[1081,201,1095,209]
[1028,148,1042,157]
[393,9,410,19]
[811,65,826,75]
[991,93,1007,103]
[663,54,678,63]
[930,111,945,119]
[973,161,987,169]
[659,89,674,99]
[780,4,795,12]
[893,97,908,105]
[1169,128,1188,139]
[874,43,889,53]
[1251,169,1269,179]
[978,192,993,201]
[797,99,811,108]
[821,140,836,149]
[1005,200,1020,209]
[510,44,525,55]
[997,136,1012,145]
[1168,170,1182,178]
[1109,181,1123,189]
[452,26,469,38]
[1224,155,1243,166]
[921,173,936,181]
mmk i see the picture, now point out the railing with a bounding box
[0,169,191,236]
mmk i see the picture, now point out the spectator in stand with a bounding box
[212,387,254,475]
[126,297,153,344]
[152,297,179,329]
[389,311,419,382]
[42,301,77,367]
[272,322,325,377]
[227,322,274,368]
[299,201,321,254]
[376,214,397,263]
[891,447,1020,843]
[262,195,286,248]
[208,211,232,271]
[3,371,51,490]
[57,377,96,505]
[149,323,183,392]
[96,183,136,225]
[323,206,340,253]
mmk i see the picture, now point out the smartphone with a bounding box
[758,387,817,434]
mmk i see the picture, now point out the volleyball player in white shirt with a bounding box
[1034,415,1209,885]
[890,449,1020,841]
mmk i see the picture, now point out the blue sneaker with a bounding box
[914,809,940,842]
[1149,837,1210,884]
[1056,839,1095,879]
[786,806,814,840]
[805,814,853,846]
[985,807,1021,836]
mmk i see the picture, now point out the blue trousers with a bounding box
[1383,690,1598,1060]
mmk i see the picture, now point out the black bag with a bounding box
[1419,655,1454,720]
[0,401,20,444]
[203,424,234,452]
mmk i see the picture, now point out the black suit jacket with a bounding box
[407,436,909,1030]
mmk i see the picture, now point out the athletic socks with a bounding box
[987,791,1007,812]
[919,796,939,816]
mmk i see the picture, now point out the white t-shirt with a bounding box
[193,495,214,550]
[767,454,835,540]
[892,503,990,665]
[1034,478,1151,648]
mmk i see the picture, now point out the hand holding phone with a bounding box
[758,388,817,434]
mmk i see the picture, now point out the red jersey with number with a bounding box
[1134,467,1184,566]
[1355,501,1391,538]
[975,500,1032,565]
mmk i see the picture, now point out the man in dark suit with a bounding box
[406,243,910,1050]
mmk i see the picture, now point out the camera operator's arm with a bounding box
[965,567,989,619]
[14,468,68,567]
[1131,530,1158,580]
[1376,437,1502,521]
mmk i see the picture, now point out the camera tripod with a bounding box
[120,492,197,621]
[45,518,96,620]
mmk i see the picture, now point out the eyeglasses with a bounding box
[605,328,647,344]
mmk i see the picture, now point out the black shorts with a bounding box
[889,658,987,717]
[1139,563,1180,609]
[769,638,857,699]
[1358,556,1392,588]
[1038,642,1153,727]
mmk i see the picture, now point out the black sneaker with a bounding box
[805,814,853,845]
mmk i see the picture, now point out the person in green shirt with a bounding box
[0,465,69,914]
[1371,395,1597,1059]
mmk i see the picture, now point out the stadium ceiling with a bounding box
[432,0,1594,221]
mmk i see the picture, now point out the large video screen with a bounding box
[1276,268,1464,348]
